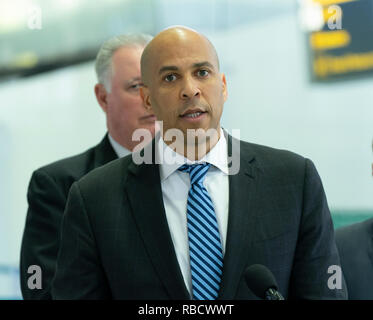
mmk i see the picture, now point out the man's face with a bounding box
[142,34,227,141]
[102,46,156,150]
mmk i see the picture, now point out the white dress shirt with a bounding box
[108,134,131,158]
[157,128,229,297]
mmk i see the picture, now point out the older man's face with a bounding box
[105,46,156,150]
[142,31,227,141]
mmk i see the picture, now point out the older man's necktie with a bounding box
[178,163,223,300]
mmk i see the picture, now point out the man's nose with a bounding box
[180,76,201,99]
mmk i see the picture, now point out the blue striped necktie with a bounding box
[178,163,223,300]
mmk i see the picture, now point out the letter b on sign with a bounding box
[27,265,42,290]
[327,265,342,290]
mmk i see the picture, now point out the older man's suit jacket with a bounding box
[52,135,347,299]
[335,218,373,299]
[20,135,117,299]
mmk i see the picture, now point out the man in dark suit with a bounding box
[51,26,347,299]
[335,218,373,299]
[20,33,156,299]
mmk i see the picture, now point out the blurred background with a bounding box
[0,0,372,299]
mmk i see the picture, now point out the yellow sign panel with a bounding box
[310,30,351,50]
[314,52,373,78]
[312,0,357,6]
[308,0,373,81]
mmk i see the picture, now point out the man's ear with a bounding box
[140,86,153,112]
[94,83,109,113]
[221,73,228,102]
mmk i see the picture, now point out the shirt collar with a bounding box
[108,134,131,158]
[157,128,229,181]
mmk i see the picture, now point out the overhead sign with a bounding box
[301,0,373,81]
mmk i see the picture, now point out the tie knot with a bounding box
[178,163,211,185]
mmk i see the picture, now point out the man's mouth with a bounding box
[141,114,157,120]
[180,108,207,118]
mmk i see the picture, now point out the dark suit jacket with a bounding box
[20,135,117,299]
[335,218,373,299]
[51,135,347,299]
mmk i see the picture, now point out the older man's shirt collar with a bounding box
[108,134,131,158]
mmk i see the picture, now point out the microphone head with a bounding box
[244,264,279,299]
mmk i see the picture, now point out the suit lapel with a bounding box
[124,140,190,300]
[123,133,262,300]
[219,134,261,299]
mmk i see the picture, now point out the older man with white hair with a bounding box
[20,33,156,299]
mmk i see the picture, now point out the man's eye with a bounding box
[129,83,142,90]
[197,69,209,77]
[164,74,177,82]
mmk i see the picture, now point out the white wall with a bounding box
[212,12,373,211]
[0,61,106,265]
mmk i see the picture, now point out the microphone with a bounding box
[244,264,285,300]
